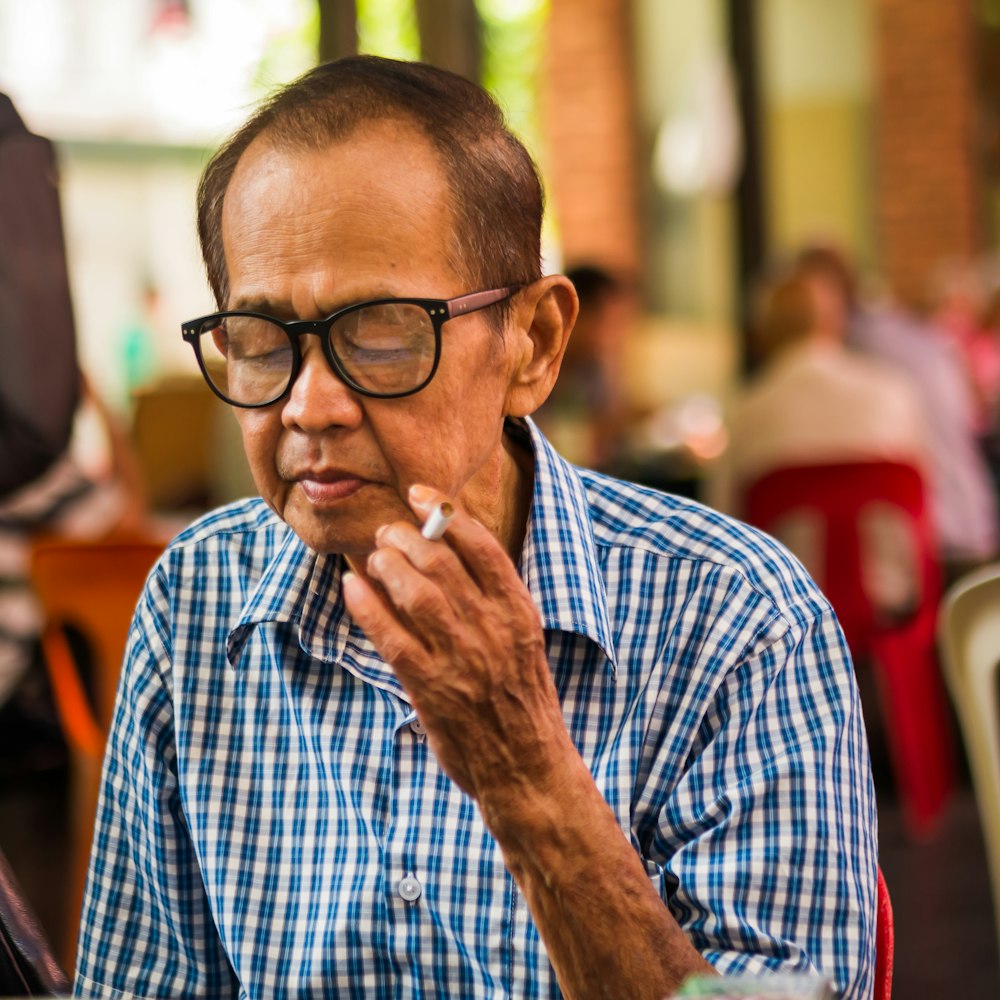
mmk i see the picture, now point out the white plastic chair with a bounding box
[938,562,1000,963]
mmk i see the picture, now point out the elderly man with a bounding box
[75,57,877,1000]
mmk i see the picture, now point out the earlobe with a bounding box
[505,276,579,418]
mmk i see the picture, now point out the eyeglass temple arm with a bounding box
[446,287,517,318]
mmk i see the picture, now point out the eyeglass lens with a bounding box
[195,302,438,404]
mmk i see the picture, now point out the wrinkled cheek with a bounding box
[236,415,284,509]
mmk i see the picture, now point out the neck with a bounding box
[462,424,534,563]
[499,426,535,561]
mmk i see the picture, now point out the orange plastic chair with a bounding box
[875,867,894,1000]
[27,532,164,971]
[744,460,956,839]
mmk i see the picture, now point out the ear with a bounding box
[504,275,579,418]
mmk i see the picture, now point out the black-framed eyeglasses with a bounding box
[181,286,519,408]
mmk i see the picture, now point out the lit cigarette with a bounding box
[420,501,455,540]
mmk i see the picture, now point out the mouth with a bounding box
[294,472,369,505]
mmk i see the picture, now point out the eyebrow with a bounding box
[227,296,288,315]
[227,287,416,317]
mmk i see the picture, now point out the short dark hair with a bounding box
[751,270,818,361]
[794,243,857,309]
[196,56,544,331]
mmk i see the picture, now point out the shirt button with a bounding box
[397,873,422,902]
[410,717,426,736]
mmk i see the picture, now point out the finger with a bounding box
[407,485,522,597]
[364,546,467,651]
[375,519,469,583]
[342,569,430,668]
[375,520,486,623]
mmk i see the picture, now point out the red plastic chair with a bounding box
[744,460,955,839]
[875,867,894,1000]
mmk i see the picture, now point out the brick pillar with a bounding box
[873,0,982,307]
[541,0,640,275]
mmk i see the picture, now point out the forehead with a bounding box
[221,121,461,305]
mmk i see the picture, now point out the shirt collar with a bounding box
[516,417,618,675]
[226,523,314,668]
[227,417,617,679]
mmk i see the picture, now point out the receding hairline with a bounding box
[241,104,436,161]
[226,112,455,206]
[198,56,545,326]
[221,113,471,295]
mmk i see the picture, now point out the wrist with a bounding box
[477,745,614,880]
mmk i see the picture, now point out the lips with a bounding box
[295,471,368,504]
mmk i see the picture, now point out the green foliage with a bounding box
[357,0,421,60]
[476,0,555,259]
[477,0,547,158]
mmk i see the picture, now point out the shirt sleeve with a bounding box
[73,573,239,999]
[644,606,878,1000]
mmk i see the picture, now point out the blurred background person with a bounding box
[0,91,148,773]
[0,377,149,702]
[972,282,1000,499]
[796,243,1000,583]
[707,266,929,620]
[0,91,78,500]
[963,280,1000,436]
[534,264,636,470]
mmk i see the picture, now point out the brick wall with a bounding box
[541,0,640,275]
[874,0,983,307]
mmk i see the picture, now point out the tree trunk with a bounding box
[317,0,357,62]
[414,0,480,81]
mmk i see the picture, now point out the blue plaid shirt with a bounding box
[75,419,877,999]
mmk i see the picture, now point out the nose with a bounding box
[281,339,364,432]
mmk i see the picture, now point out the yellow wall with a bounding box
[764,99,874,261]
[759,0,874,264]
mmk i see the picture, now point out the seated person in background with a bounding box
[0,92,78,499]
[930,263,1000,506]
[973,284,1000,499]
[795,243,999,582]
[707,268,930,620]
[534,264,635,469]
[0,375,148,704]
[75,57,877,1000]
[0,93,148,733]
[0,373,147,762]
[928,257,1000,436]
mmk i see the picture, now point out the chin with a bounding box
[280,510,373,557]
[303,526,372,558]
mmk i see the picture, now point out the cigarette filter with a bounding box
[421,500,455,540]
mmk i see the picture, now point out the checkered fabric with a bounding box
[74,418,877,999]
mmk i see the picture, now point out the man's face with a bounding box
[221,122,520,556]
[805,272,848,341]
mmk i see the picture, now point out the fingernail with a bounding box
[374,524,388,543]
[366,549,384,577]
[408,484,435,509]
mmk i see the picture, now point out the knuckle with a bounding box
[468,531,498,563]
[403,586,443,620]
[382,634,416,665]
[419,545,453,575]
